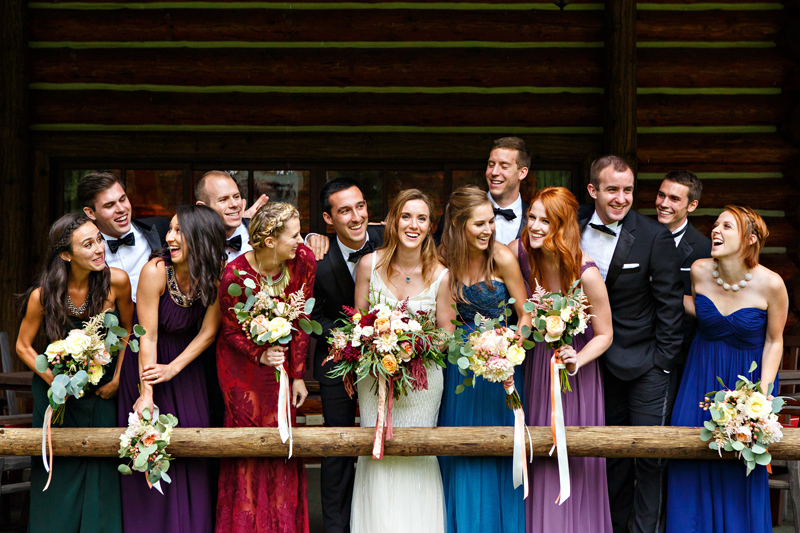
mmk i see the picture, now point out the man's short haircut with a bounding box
[77,171,125,211]
[195,170,235,205]
[490,137,531,169]
[589,155,633,188]
[320,178,362,215]
[663,169,703,204]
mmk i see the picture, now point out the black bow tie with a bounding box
[672,225,687,239]
[348,240,375,263]
[493,207,517,221]
[226,235,242,252]
[107,232,135,253]
[589,223,617,237]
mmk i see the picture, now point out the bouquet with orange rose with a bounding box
[524,279,592,393]
[118,407,178,493]
[324,296,450,458]
[700,361,785,476]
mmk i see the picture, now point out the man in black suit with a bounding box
[578,156,684,533]
[309,178,384,533]
[655,170,712,390]
[435,136,529,245]
[78,171,169,303]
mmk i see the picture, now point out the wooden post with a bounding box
[603,0,638,173]
[0,0,30,353]
[4,426,800,460]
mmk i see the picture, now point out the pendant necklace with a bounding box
[396,260,420,283]
[712,260,752,292]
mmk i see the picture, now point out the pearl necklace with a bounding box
[712,260,752,292]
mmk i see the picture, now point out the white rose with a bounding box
[249,315,270,338]
[64,330,91,355]
[375,305,392,320]
[560,307,574,322]
[390,319,407,332]
[119,434,131,449]
[407,320,422,333]
[274,301,290,317]
[544,315,566,343]
[744,392,772,419]
[360,326,374,338]
[506,345,526,366]
[45,340,65,362]
[268,317,292,340]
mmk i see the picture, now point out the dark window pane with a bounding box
[253,170,311,233]
[192,170,249,204]
[387,170,445,227]
[326,171,383,227]
[125,169,184,218]
[531,170,572,190]
[63,169,122,214]
[452,169,486,193]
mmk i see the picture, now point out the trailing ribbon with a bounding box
[277,365,293,458]
[507,385,533,499]
[372,375,388,459]
[145,406,164,493]
[549,352,571,504]
[40,405,54,491]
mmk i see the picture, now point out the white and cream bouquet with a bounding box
[700,361,785,476]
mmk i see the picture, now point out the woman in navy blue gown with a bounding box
[437,186,531,533]
[667,206,788,533]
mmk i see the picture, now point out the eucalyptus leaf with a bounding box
[533,331,544,343]
[142,408,151,421]
[723,441,733,452]
[161,471,172,484]
[520,325,531,337]
[129,339,140,352]
[751,443,766,455]
[72,370,88,389]
[709,442,719,451]
[700,428,712,441]
[748,360,758,374]
[767,382,775,397]
[746,461,756,476]
[134,453,148,469]
[714,391,726,404]
[278,336,291,345]
[245,287,253,298]
[755,451,772,466]
[243,277,257,289]
[305,299,315,316]
[244,295,256,312]
[474,314,482,327]
[772,397,785,413]
[455,384,465,395]
[143,444,158,456]
[118,464,132,475]
[716,376,726,389]
[104,313,119,328]
[457,357,470,370]
[35,354,49,373]
[312,322,323,336]
[133,324,146,337]
[298,319,313,334]
[503,308,512,317]
[464,377,474,387]
[51,380,67,398]
[731,440,745,451]
[741,447,755,461]
[522,340,535,350]
[110,326,127,338]
[523,302,536,313]
[105,332,119,348]
[703,420,716,431]
[227,284,243,297]
[460,345,473,357]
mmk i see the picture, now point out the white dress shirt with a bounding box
[337,235,371,281]
[580,212,621,282]
[672,219,688,247]
[225,222,253,262]
[102,224,151,303]
[487,192,523,246]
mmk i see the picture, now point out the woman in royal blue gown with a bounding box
[437,185,531,533]
[667,205,788,533]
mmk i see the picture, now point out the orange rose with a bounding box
[375,317,391,334]
[399,341,414,362]
[141,428,159,447]
[381,354,398,374]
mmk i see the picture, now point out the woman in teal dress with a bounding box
[437,186,531,533]
[666,206,788,533]
[17,213,134,533]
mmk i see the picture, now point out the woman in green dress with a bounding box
[17,213,134,533]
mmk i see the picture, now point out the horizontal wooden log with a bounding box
[28,0,598,4]
[3,426,800,459]
[28,47,791,89]
[636,179,800,212]
[27,9,783,44]
[28,9,604,43]
[30,131,603,161]
[29,91,604,127]
[638,94,794,128]
[639,164,787,175]
[638,134,800,166]
[30,48,604,88]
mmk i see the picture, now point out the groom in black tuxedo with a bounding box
[309,178,384,533]
[578,156,683,533]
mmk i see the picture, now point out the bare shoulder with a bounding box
[757,264,787,296]
[492,242,516,266]
[26,287,44,312]
[356,251,376,275]
[140,257,167,279]
[507,238,520,260]
[109,266,130,287]
[581,252,596,266]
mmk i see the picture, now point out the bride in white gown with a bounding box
[351,189,456,533]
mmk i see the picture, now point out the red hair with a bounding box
[522,187,583,292]
[723,205,769,269]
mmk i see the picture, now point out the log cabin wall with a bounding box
[3,0,800,349]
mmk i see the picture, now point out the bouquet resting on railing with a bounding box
[118,407,179,494]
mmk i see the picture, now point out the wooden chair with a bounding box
[770,336,800,530]
[0,332,30,529]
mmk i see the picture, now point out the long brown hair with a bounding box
[20,214,111,340]
[377,189,443,285]
[441,185,496,302]
[522,187,583,292]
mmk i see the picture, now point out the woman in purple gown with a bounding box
[509,186,613,533]
[118,205,226,533]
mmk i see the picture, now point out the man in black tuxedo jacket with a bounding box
[435,136,529,245]
[78,171,169,303]
[309,178,384,533]
[654,170,712,380]
[578,156,683,533]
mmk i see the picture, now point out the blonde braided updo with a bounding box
[248,202,300,249]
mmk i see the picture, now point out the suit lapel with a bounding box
[328,237,356,304]
[516,201,529,240]
[133,219,162,252]
[677,233,693,265]
[605,213,636,290]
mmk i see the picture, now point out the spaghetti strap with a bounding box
[433,268,448,287]
[580,261,598,275]
[370,250,377,275]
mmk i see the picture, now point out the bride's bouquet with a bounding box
[227,268,321,458]
[700,361,785,475]
[446,300,535,499]
[35,311,144,490]
[118,407,178,494]
[325,296,450,459]
[524,280,592,393]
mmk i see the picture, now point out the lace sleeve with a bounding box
[288,245,316,379]
[218,262,264,366]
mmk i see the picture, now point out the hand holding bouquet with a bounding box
[524,280,592,393]
[700,361,784,475]
[118,408,178,494]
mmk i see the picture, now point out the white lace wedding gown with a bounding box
[350,255,447,533]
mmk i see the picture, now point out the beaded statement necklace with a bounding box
[166,265,201,307]
[260,263,291,297]
[711,260,752,292]
[66,292,89,316]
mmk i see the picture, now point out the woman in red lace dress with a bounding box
[215,202,314,533]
